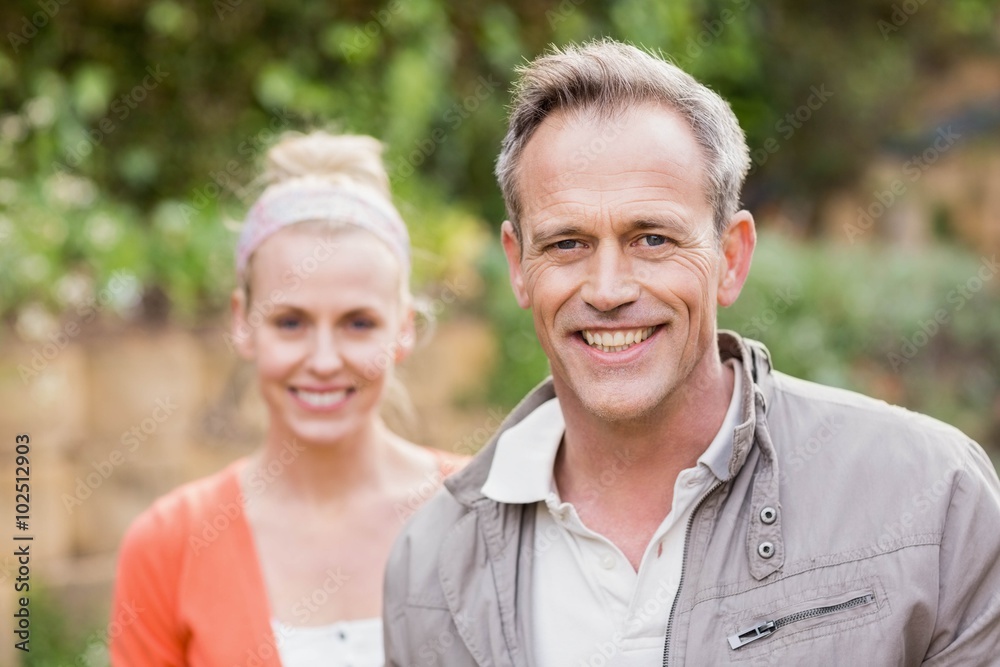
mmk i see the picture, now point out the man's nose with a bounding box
[580,244,641,312]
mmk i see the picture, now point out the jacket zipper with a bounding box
[727,593,876,649]
[661,481,723,667]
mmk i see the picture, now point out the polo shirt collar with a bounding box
[482,360,744,504]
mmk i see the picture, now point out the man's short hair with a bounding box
[495,39,751,242]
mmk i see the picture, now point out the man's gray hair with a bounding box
[495,39,750,241]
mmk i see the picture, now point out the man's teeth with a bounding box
[583,326,656,353]
[295,389,349,407]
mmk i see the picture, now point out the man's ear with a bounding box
[230,288,256,360]
[717,210,756,307]
[501,220,530,309]
[394,306,416,363]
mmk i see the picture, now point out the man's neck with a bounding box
[552,355,735,567]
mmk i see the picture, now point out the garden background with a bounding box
[1,0,999,664]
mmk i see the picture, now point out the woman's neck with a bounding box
[247,419,393,506]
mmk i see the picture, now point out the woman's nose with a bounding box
[306,327,345,375]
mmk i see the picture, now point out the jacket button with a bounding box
[759,507,777,524]
[757,541,775,559]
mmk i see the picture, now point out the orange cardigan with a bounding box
[110,453,464,666]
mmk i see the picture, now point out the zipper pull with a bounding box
[728,620,777,649]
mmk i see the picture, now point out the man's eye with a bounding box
[275,317,301,330]
[642,234,668,247]
[553,239,581,250]
[349,318,376,330]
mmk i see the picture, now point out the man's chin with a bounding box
[575,389,665,425]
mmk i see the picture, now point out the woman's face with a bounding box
[232,225,412,448]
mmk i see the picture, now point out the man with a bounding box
[383,39,1000,665]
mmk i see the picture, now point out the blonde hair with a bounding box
[264,131,391,195]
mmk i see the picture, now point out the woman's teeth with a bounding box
[582,326,655,353]
[295,389,349,407]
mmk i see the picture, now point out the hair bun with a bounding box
[264,130,390,196]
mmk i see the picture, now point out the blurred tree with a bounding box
[1,0,998,448]
[2,1,997,302]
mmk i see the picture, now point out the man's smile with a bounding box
[579,325,659,353]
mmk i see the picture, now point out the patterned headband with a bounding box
[235,176,411,280]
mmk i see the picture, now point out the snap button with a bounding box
[599,554,616,570]
[759,506,777,524]
[757,541,775,559]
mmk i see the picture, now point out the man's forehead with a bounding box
[516,104,711,225]
[522,105,703,179]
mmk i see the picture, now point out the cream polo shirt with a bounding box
[482,360,742,666]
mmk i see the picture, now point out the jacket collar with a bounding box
[445,330,777,507]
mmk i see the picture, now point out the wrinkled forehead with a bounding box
[516,104,711,227]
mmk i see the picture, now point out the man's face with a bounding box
[502,104,744,423]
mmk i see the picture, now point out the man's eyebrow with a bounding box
[528,224,589,248]
[630,217,687,234]
[528,217,686,247]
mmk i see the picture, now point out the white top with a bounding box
[482,360,743,666]
[271,617,383,667]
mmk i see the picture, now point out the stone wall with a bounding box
[0,317,498,659]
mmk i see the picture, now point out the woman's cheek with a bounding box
[342,337,392,381]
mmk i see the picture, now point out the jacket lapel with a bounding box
[437,500,533,666]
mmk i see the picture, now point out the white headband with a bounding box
[236,176,410,280]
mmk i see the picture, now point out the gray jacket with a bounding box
[384,333,1000,666]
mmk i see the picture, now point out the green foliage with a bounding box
[2,0,998,324]
[19,585,108,667]
[477,241,551,408]
[719,235,1000,445]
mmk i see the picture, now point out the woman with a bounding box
[110,131,466,666]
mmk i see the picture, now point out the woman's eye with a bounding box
[349,318,376,330]
[642,234,668,247]
[553,239,581,250]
